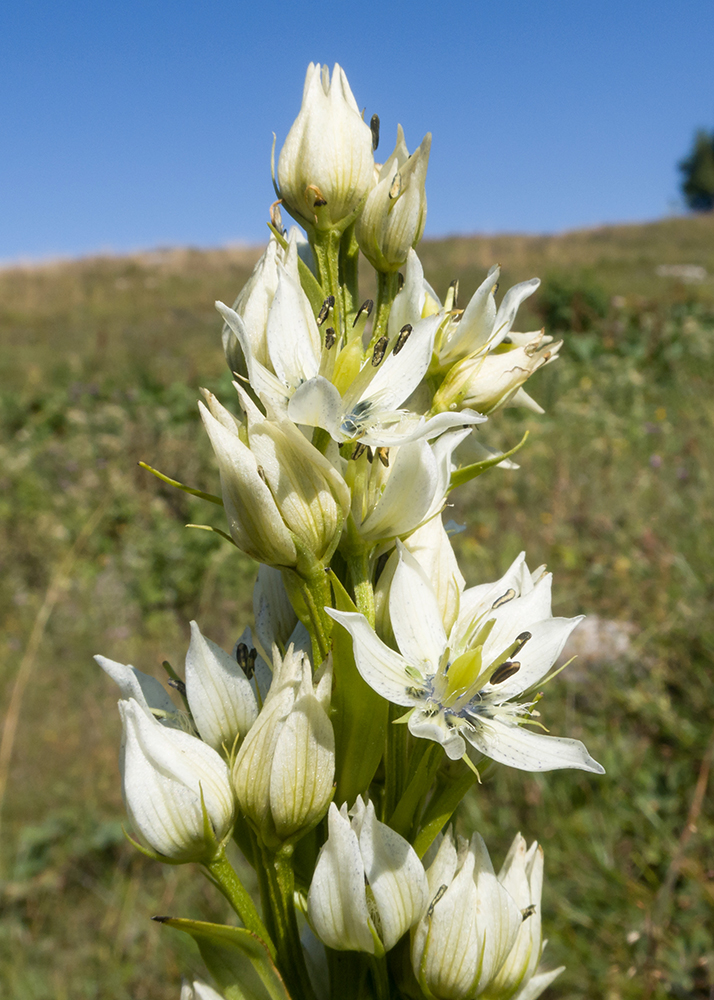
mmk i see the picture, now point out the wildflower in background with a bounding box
[481,834,563,1000]
[356,126,431,272]
[411,830,521,999]
[327,545,604,773]
[277,62,375,231]
[232,645,334,849]
[307,797,429,954]
[118,698,235,862]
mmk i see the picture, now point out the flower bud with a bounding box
[200,388,349,568]
[277,63,374,231]
[356,127,431,272]
[118,698,235,862]
[232,646,335,849]
[222,234,281,377]
[411,830,521,999]
[253,564,299,656]
[480,835,564,1000]
[308,797,429,954]
[432,336,561,416]
[184,621,260,753]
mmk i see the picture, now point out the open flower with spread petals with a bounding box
[307,797,429,954]
[287,314,485,448]
[327,545,604,773]
[277,63,374,231]
[118,698,235,863]
[481,834,564,1000]
[356,126,431,272]
[411,829,522,999]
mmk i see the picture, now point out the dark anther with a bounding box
[427,884,449,917]
[324,327,336,350]
[377,447,390,468]
[366,447,374,463]
[317,296,335,326]
[449,279,459,309]
[354,299,374,326]
[492,588,516,609]
[490,661,521,685]
[257,466,268,484]
[512,631,532,655]
[397,272,405,292]
[521,904,537,921]
[371,336,389,366]
[389,172,402,199]
[493,282,500,295]
[235,642,249,671]
[370,114,380,151]
[394,324,412,355]
[167,677,187,697]
[241,647,257,679]
[351,442,367,461]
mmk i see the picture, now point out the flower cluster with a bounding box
[96,63,603,1000]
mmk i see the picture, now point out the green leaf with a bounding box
[328,572,388,808]
[412,762,477,858]
[138,462,223,506]
[153,918,290,1000]
[449,431,529,490]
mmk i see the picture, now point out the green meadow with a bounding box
[1,214,713,999]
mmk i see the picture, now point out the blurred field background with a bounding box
[1,215,713,999]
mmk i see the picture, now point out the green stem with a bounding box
[367,954,391,1000]
[346,548,375,628]
[368,271,399,354]
[413,762,478,858]
[203,849,274,956]
[259,844,317,1000]
[312,229,344,336]
[388,743,441,839]
[383,704,410,822]
[326,949,369,1000]
[339,223,361,329]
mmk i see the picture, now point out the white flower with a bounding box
[118,698,235,862]
[434,335,561,415]
[200,388,349,567]
[232,646,335,848]
[184,621,260,753]
[480,834,564,1000]
[277,63,374,230]
[307,797,429,954]
[180,981,226,1000]
[287,315,485,448]
[356,127,431,272]
[411,829,522,999]
[95,655,181,725]
[252,564,299,656]
[326,546,604,774]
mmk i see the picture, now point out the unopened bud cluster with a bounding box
[94,61,603,1000]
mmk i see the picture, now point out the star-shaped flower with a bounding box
[326,544,604,773]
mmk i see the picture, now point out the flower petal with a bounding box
[325,609,417,707]
[463,717,605,773]
[390,544,447,670]
[358,439,438,541]
[288,376,343,437]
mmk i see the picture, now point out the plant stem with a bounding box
[368,271,399,354]
[312,229,344,337]
[388,743,441,839]
[339,223,360,329]
[367,954,391,1000]
[326,949,369,1000]
[204,849,274,955]
[412,762,478,858]
[383,704,410,822]
[259,843,318,1000]
[346,548,375,628]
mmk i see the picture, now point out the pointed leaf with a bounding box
[449,431,529,490]
[155,918,290,1000]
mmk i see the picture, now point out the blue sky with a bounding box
[1,0,713,261]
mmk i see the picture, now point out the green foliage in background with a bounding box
[1,219,713,999]
[680,130,714,213]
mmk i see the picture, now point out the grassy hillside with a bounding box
[1,216,713,1000]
